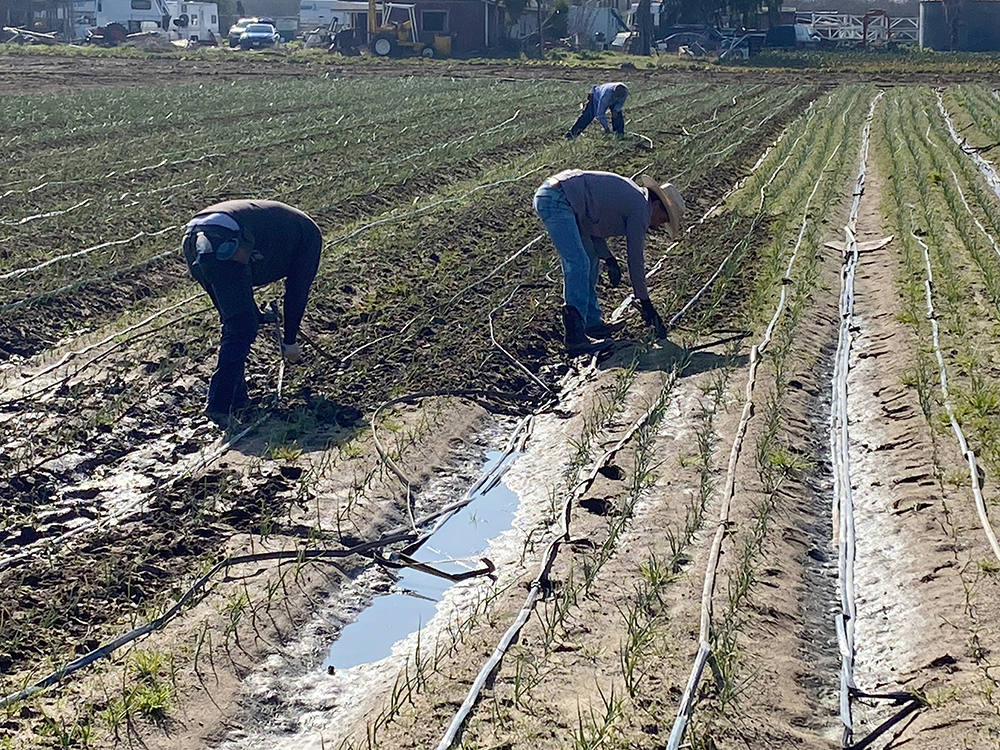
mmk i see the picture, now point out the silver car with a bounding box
[240,23,281,50]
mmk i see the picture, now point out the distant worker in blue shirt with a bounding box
[566,82,629,139]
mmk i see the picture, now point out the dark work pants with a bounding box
[184,236,259,414]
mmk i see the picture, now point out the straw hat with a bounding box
[637,175,686,240]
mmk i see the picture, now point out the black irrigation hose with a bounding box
[847,694,926,750]
[437,372,681,750]
[371,388,543,530]
[0,387,540,706]
[0,460,522,712]
[0,531,403,710]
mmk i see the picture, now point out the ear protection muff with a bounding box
[193,228,240,261]
[215,236,239,261]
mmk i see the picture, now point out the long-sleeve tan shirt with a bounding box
[551,169,652,300]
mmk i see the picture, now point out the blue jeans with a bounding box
[533,184,602,327]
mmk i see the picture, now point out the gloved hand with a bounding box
[281,342,304,364]
[637,298,667,339]
[603,256,622,288]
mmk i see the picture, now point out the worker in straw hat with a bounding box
[533,169,685,355]
[181,199,322,423]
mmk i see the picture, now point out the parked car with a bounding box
[240,23,281,49]
[718,31,766,59]
[658,25,724,47]
[764,23,820,49]
[656,31,721,53]
[227,16,257,47]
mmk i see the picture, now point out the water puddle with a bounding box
[322,450,521,671]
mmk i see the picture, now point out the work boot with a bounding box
[585,319,626,340]
[562,305,604,356]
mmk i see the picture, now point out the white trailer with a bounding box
[164,1,221,42]
[94,0,170,32]
[78,0,218,41]
[299,0,370,33]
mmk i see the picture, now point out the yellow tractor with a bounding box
[365,0,450,57]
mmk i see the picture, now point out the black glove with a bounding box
[638,298,667,339]
[603,256,622,288]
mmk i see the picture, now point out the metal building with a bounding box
[920,0,1000,51]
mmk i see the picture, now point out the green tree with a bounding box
[547,0,569,39]
[504,0,527,22]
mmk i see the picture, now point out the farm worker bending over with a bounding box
[533,169,685,355]
[182,200,322,420]
[566,82,629,139]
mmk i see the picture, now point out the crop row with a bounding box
[873,85,1000,742]
[667,84,871,747]
[885,88,1000,480]
[0,82,810,346]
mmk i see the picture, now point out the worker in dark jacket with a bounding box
[566,82,629,139]
[182,200,322,419]
[533,170,685,355]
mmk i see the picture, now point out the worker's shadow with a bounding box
[231,396,367,458]
[598,332,749,376]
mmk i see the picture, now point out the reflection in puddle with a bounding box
[322,451,520,671]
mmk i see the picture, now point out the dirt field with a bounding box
[2,54,1000,750]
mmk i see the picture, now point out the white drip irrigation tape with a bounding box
[667,123,848,750]
[936,90,1000,201]
[436,376,678,750]
[489,286,551,394]
[948,167,1000,260]
[445,234,544,308]
[666,103,825,331]
[922,95,1000,563]
[323,168,544,252]
[668,96,796,187]
[675,89,769,138]
[0,152,227,197]
[0,226,179,284]
[0,246,180,315]
[438,106,823,743]
[394,110,521,167]
[911,223,1000,563]
[0,199,92,227]
[611,99,822,329]
[275,110,529,205]
[0,293,206,400]
[831,92,882,746]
